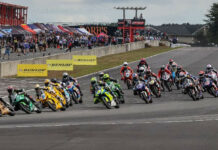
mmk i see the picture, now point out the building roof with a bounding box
[0,2,28,9]
[149,24,204,36]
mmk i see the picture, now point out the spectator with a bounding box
[3,42,11,60]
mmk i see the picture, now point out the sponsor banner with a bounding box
[46,60,73,71]
[17,64,47,77]
[72,55,97,65]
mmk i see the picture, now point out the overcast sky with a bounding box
[1,0,217,25]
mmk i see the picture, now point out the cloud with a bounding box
[0,0,217,25]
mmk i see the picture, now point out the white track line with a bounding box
[1,117,218,129]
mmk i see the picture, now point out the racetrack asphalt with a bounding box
[0,47,218,150]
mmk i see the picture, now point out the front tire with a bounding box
[19,102,32,114]
[47,100,57,112]
[102,97,112,109]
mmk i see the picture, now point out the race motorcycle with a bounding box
[0,98,15,116]
[202,77,218,97]
[183,78,199,101]
[148,77,161,98]
[94,86,119,109]
[161,72,173,92]
[123,70,133,89]
[52,86,68,107]
[207,72,218,85]
[9,91,42,114]
[36,88,66,111]
[135,81,152,103]
[175,72,185,90]
[106,81,125,104]
[67,82,83,104]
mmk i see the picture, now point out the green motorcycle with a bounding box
[106,81,125,104]
[94,86,119,109]
[10,92,42,114]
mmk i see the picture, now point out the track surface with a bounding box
[1,47,218,150]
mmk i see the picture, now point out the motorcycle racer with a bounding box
[120,62,133,80]
[137,58,149,72]
[62,72,83,96]
[166,59,177,71]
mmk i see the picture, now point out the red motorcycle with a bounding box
[123,70,133,89]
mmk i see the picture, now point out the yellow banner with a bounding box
[17,64,47,77]
[47,60,73,71]
[72,55,97,65]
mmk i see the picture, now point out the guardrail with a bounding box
[0,40,169,77]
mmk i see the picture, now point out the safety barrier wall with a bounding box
[0,40,169,77]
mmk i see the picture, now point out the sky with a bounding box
[1,0,217,25]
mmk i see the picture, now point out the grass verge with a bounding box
[48,46,177,79]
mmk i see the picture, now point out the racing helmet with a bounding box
[90,77,97,84]
[132,73,138,79]
[63,72,69,78]
[98,72,104,78]
[139,67,144,73]
[51,78,57,83]
[44,79,50,86]
[123,62,128,68]
[172,62,177,68]
[169,59,174,65]
[206,64,212,71]
[160,65,165,71]
[177,65,182,72]
[199,71,205,77]
[7,86,14,93]
[140,58,146,64]
[103,74,110,81]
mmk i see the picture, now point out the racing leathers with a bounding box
[120,66,133,81]
[62,76,83,96]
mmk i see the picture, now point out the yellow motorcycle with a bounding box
[0,98,15,116]
[52,86,68,107]
[35,87,66,111]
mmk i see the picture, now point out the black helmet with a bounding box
[99,72,104,78]
[161,65,165,71]
[51,78,57,83]
[63,72,69,78]
[177,66,182,71]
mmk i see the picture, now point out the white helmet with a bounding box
[63,72,69,78]
[139,67,144,72]
[123,62,128,66]
[207,64,212,69]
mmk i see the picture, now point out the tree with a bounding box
[205,3,218,44]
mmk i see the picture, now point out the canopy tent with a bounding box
[21,24,37,34]
[67,27,83,35]
[51,24,63,33]
[14,26,32,36]
[0,30,6,37]
[28,24,43,33]
[97,32,108,38]
[75,28,86,35]
[77,28,92,36]
[1,26,31,37]
[57,25,73,35]
[34,23,49,32]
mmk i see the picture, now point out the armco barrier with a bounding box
[0,40,167,77]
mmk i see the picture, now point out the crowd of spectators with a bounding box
[0,29,151,60]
